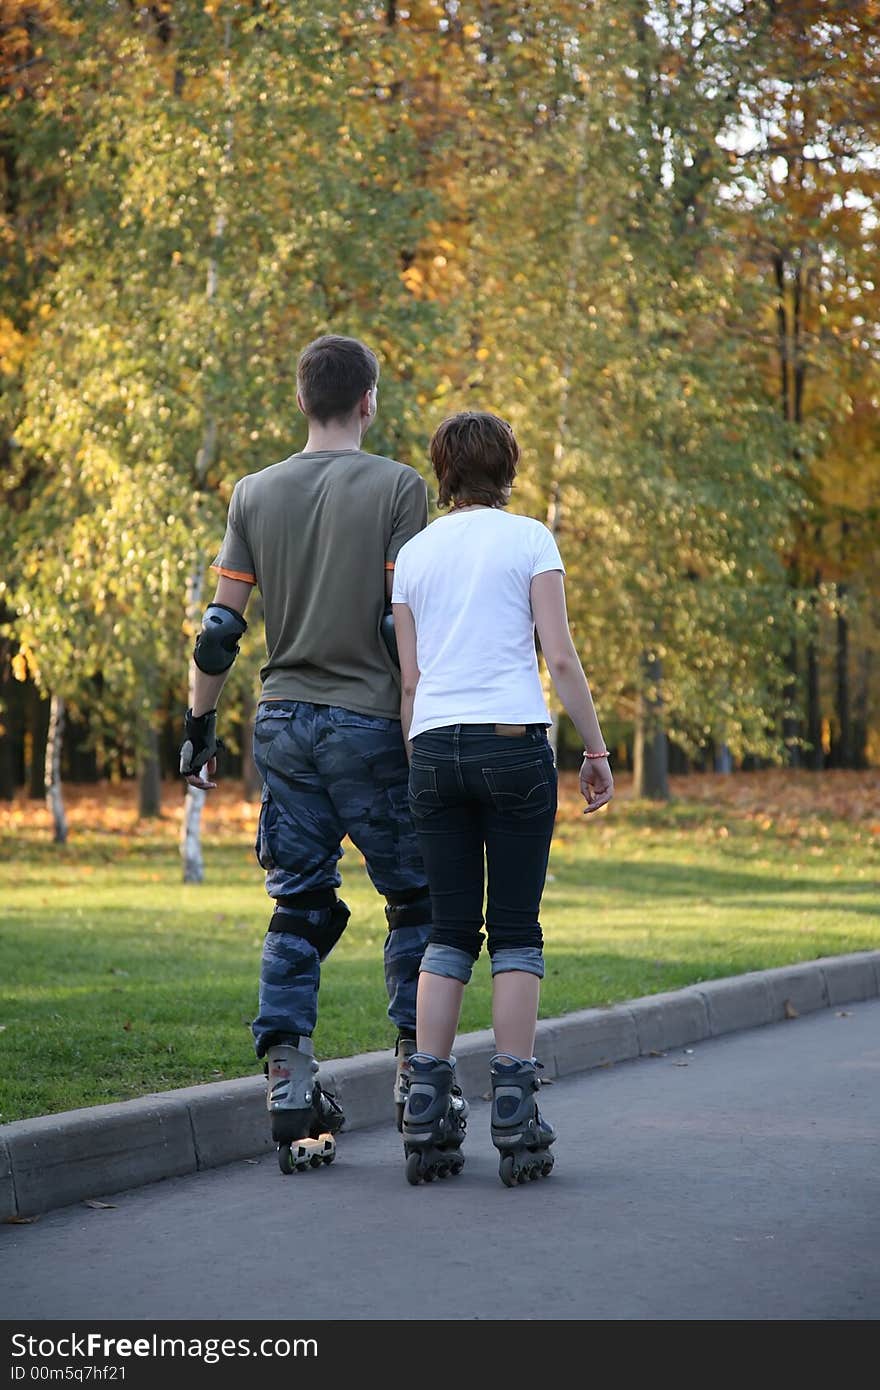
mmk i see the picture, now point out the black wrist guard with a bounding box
[179,708,221,777]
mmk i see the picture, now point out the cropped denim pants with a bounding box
[408,724,558,984]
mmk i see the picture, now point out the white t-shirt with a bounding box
[391,508,565,741]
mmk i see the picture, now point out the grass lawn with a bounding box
[1,771,877,1122]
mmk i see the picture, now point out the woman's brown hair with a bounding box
[430,411,520,509]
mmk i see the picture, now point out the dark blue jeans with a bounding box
[408,724,557,983]
[251,701,430,1054]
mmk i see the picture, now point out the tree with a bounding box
[727,0,880,767]
[10,1,445,857]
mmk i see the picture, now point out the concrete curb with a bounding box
[2,950,878,1220]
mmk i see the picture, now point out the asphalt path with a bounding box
[3,1000,878,1322]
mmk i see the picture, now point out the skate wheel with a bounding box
[309,1154,323,1169]
[499,1155,517,1188]
[450,1157,464,1176]
[278,1144,294,1176]
[528,1165,540,1180]
[322,1152,335,1166]
[405,1152,422,1186]
[541,1156,554,1177]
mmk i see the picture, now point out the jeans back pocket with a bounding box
[482,759,555,817]
[408,762,442,810]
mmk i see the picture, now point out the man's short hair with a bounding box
[297,335,380,425]
[430,411,520,508]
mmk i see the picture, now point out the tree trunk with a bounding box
[633,653,669,800]
[775,247,805,769]
[182,560,207,883]
[28,687,49,798]
[181,777,207,882]
[0,631,17,799]
[834,584,852,769]
[241,684,261,801]
[713,742,733,775]
[0,733,14,800]
[852,640,871,771]
[540,116,588,766]
[44,693,68,844]
[782,640,801,767]
[0,659,15,801]
[806,636,822,772]
[138,724,163,819]
[804,573,821,768]
[181,13,233,883]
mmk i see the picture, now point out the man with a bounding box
[179,334,431,1173]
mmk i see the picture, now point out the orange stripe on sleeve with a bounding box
[211,564,257,584]
[384,562,395,571]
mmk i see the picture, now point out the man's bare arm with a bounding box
[190,576,255,716]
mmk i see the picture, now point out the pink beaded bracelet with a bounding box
[582,749,610,759]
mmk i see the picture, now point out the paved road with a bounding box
[3,1001,878,1322]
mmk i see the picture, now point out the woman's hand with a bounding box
[580,756,613,814]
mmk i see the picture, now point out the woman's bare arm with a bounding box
[392,601,420,761]
[530,569,613,813]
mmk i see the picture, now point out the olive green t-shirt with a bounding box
[212,449,428,717]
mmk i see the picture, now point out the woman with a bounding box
[392,411,613,1187]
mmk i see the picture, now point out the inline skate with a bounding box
[490,1053,556,1187]
[265,1037,345,1174]
[402,1053,468,1185]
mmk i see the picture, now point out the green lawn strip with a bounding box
[1,809,877,1121]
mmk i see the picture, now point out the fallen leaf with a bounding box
[673,1061,689,1067]
[84,1199,117,1209]
[783,999,799,1019]
[837,1010,852,1018]
[648,1049,666,1057]
[5,1214,40,1224]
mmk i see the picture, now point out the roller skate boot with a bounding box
[490,1053,556,1187]
[393,1035,417,1132]
[402,1053,469,1185]
[265,1037,345,1175]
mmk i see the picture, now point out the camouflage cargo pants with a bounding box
[250,701,430,1055]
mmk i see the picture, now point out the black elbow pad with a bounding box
[193,603,248,674]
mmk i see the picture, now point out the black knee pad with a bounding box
[385,885,431,931]
[269,890,351,961]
